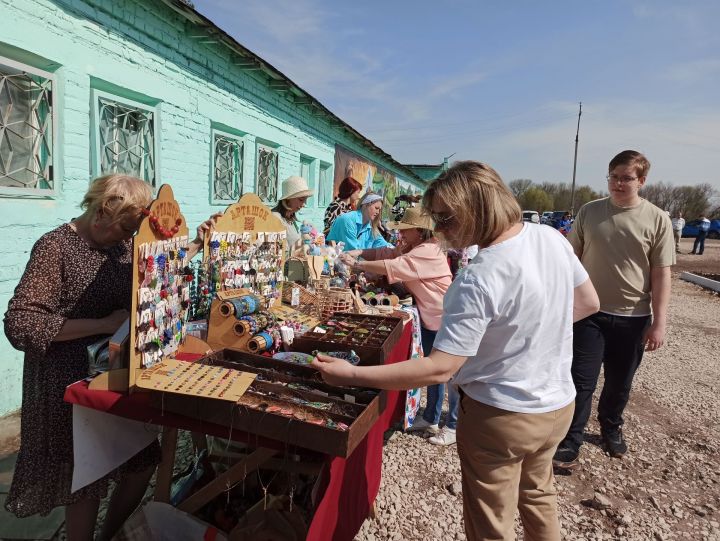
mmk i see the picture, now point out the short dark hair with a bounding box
[609,150,650,178]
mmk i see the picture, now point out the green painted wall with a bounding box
[0,0,424,415]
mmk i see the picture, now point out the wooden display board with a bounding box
[200,194,289,354]
[129,185,190,391]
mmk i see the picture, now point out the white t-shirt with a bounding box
[433,223,588,413]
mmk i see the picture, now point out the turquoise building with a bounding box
[0,0,428,415]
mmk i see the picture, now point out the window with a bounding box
[300,156,314,206]
[0,57,54,194]
[256,143,278,203]
[93,91,156,186]
[212,131,243,202]
[318,163,332,207]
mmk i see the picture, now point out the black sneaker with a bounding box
[602,429,628,458]
[552,447,580,470]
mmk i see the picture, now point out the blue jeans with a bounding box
[420,326,459,429]
[692,231,707,255]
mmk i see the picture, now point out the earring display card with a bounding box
[150,349,385,457]
[290,313,403,366]
[135,358,256,401]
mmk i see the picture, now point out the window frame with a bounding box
[255,142,279,204]
[0,55,57,197]
[210,128,244,204]
[317,162,333,208]
[299,155,314,208]
[90,88,160,187]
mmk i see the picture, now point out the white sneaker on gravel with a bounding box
[429,427,457,446]
[407,417,440,434]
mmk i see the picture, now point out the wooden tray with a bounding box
[150,349,385,457]
[291,312,403,366]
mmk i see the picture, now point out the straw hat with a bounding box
[386,206,434,230]
[279,176,314,200]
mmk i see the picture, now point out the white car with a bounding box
[522,211,540,224]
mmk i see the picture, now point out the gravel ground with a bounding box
[356,238,720,541]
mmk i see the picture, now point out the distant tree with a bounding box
[639,182,676,213]
[519,186,553,212]
[641,183,716,219]
[573,185,603,210]
[508,179,533,199]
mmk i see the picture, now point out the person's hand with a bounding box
[643,320,666,351]
[193,212,223,244]
[101,309,129,334]
[311,353,358,386]
[344,249,362,258]
[339,253,358,268]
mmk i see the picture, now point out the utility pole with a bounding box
[569,102,582,215]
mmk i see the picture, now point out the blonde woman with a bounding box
[326,191,390,251]
[3,175,212,540]
[313,161,600,540]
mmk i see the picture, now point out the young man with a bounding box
[553,150,675,470]
[671,211,685,254]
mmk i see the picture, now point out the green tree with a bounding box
[519,186,553,212]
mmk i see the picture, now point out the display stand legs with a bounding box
[154,427,178,503]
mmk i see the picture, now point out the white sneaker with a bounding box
[429,427,457,446]
[407,417,440,434]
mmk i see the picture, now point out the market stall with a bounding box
[65,187,416,540]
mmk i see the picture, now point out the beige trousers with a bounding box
[457,395,574,541]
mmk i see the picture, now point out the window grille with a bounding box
[0,59,54,192]
[213,133,242,201]
[256,144,278,203]
[97,96,155,185]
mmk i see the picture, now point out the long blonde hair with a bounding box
[423,161,521,249]
[81,174,153,224]
[359,191,383,239]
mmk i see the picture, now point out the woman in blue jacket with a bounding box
[327,192,391,251]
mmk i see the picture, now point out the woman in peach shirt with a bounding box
[340,207,458,445]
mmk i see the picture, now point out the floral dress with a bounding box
[323,198,353,235]
[4,224,160,518]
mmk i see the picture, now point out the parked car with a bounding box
[546,211,570,229]
[522,210,540,224]
[682,219,720,239]
[540,211,554,224]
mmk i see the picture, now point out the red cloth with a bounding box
[64,324,412,541]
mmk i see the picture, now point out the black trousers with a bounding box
[561,312,651,451]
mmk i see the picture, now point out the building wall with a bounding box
[0,0,423,415]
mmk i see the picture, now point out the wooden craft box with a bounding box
[290,313,404,366]
[150,349,385,458]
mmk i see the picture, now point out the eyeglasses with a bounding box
[606,174,638,184]
[429,212,455,229]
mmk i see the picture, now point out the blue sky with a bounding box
[192,0,720,193]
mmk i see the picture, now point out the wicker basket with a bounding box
[319,287,354,319]
[309,276,331,292]
[282,282,320,307]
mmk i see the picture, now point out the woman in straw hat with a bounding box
[315,161,600,540]
[271,176,314,254]
[340,207,457,444]
[326,191,391,251]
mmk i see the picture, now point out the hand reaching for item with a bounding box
[311,353,358,387]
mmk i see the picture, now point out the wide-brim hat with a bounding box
[280,176,314,200]
[386,206,434,231]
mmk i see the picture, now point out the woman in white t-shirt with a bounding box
[313,161,600,540]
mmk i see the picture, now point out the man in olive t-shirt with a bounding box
[553,150,675,470]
